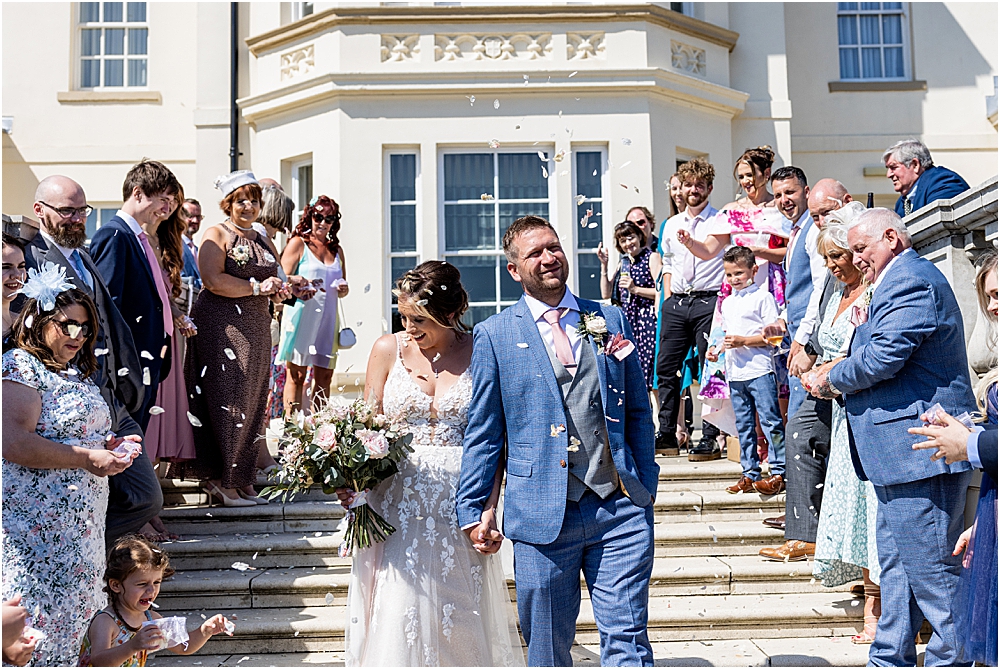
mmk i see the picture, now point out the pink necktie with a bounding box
[543,308,576,375]
[138,232,174,335]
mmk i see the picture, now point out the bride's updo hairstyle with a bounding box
[733,145,775,182]
[393,261,471,333]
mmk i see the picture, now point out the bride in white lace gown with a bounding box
[342,263,524,667]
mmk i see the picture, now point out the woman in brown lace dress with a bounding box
[181,171,304,506]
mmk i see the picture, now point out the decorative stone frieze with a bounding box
[671,40,706,77]
[566,33,605,60]
[280,44,314,81]
[434,33,552,61]
[381,35,420,62]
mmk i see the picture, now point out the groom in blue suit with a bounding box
[809,208,976,666]
[457,216,659,666]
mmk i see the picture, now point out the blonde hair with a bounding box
[973,249,997,415]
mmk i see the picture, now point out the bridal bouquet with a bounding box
[262,398,414,553]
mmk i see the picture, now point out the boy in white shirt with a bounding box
[707,245,786,495]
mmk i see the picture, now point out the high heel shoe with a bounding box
[238,489,269,505]
[203,483,257,507]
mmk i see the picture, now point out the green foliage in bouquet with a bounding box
[262,398,414,551]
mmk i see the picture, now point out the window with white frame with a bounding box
[79,2,148,88]
[290,161,313,219]
[574,149,606,302]
[85,206,121,241]
[291,2,314,21]
[440,151,550,326]
[837,2,907,80]
[386,152,420,333]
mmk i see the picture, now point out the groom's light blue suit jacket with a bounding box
[456,295,659,545]
[829,249,976,487]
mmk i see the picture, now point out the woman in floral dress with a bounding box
[2,274,141,666]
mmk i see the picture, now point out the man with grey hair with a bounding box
[806,207,976,666]
[882,139,969,217]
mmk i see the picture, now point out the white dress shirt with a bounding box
[523,289,583,364]
[658,204,726,294]
[783,211,828,346]
[720,282,780,382]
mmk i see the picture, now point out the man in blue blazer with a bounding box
[808,208,976,666]
[456,216,659,666]
[883,139,969,217]
[90,160,182,432]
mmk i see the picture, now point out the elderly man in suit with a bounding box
[23,175,162,546]
[807,208,976,666]
[883,139,969,217]
[90,160,181,432]
[457,215,659,666]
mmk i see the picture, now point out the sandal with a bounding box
[852,586,881,645]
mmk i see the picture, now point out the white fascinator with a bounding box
[19,261,76,312]
[823,201,867,250]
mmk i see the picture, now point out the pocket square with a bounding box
[849,305,869,328]
[605,333,635,361]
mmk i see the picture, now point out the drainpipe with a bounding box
[229,2,239,172]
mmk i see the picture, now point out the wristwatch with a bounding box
[249,277,261,296]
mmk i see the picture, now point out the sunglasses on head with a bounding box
[54,318,91,339]
[311,211,341,224]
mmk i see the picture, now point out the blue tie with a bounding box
[69,249,93,291]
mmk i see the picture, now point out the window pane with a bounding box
[861,47,882,78]
[127,2,146,22]
[86,210,99,239]
[103,2,123,22]
[837,16,858,45]
[839,47,860,79]
[498,153,547,200]
[80,2,100,22]
[297,165,313,210]
[106,28,125,54]
[81,29,101,56]
[445,255,496,304]
[81,59,100,87]
[105,59,124,86]
[500,264,521,301]
[882,2,902,8]
[302,2,314,17]
[859,15,880,44]
[389,154,416,201]
[577,201,603,249]
[577,254,603,301]
[128,59,147,86]
[390,256,418,308]
[390,204,416,253]
[838,2,858,9]
[499,202,549,242]
[129,28,147,55]
[884,46,904,77]
[444,154,492,201]
[575,151,603,198]
[465,305,498,327]
[881,14,901,44]
[860,2,880,10]
[444,204,493,251]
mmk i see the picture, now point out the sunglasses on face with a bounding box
[54,319,91,339]
[311,211,341,224]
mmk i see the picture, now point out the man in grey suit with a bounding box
[21,176,162,546]
[808,208,975,666]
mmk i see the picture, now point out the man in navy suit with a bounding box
[23,175,162,546]
[808,208,976,666]
[180,198,202,290]
[883,139,969,217]
[90,160,182,432]
[457,216,658,666]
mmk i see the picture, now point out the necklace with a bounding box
[230,221,255,232]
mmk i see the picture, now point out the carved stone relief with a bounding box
[566,33,605,60]
[434,33,552,61]
[381,35,421,62]
[280,44,315,81]
[671,40,706,77]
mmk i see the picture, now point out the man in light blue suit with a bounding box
[456,215,659,666]
[808,208,975,666]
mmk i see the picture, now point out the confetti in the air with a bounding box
[466,95,475,106]
[575,194,587,206]
[140,350,154,360]
[488,139,500,149]
[481,193,495,201]
[187,412,203,427]
[493,99,500,109]
[142,368,151,385]
[149,406,165,415]
[224,348,237,360]
[621,138,632,145]
[542,167,549,178]
[568,71,578,78]
[118,368,129,377]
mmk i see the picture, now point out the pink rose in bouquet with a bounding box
[314,424,338,451]
[358,429,390,459]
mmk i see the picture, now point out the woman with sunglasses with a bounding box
[277,195,349,415]
[2,265,141,665]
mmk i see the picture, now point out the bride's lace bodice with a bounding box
[345,335,522,667]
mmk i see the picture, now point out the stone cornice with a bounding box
[238,67,750,124]
[906,176,998,249]
[246,4,740,56]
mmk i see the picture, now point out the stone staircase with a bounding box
[147,453,880,667]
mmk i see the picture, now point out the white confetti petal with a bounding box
[142,367,151,385]
[493,99,500,109]
[236,304,242,315]
[24,315,33,329]
[231,562,250,572]
[94,348,109,356]
[364,284,371,293]
[568,71,578,78]
[201,366,207,377]
[480,193,495,201]
[186,412,203,427]
[516,343,529,348]
[575,194,587,206]
[621,137,632,145]
[140,350,154,360]
[149,406,165,415]
[118,367,130,377]
[224,348,237,360]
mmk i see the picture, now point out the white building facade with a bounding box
[4,1,997,375]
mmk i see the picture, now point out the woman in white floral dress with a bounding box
[2,276,141,666]
[341,262,524,667]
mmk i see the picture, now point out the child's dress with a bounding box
[79,609,153,667]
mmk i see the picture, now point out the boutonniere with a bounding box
[262,251,276,265]
[229,244,250,267]
[604,333,636,361]
[576,311,609,349]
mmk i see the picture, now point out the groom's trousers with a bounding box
[513,489,655,667]
[869,471,972,667]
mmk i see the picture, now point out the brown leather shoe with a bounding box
[726,476,756,494]
[753,474,785,495]
[763,514,786,530]
[759,540,815,562]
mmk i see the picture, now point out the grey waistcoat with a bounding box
[545,339,621,501]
